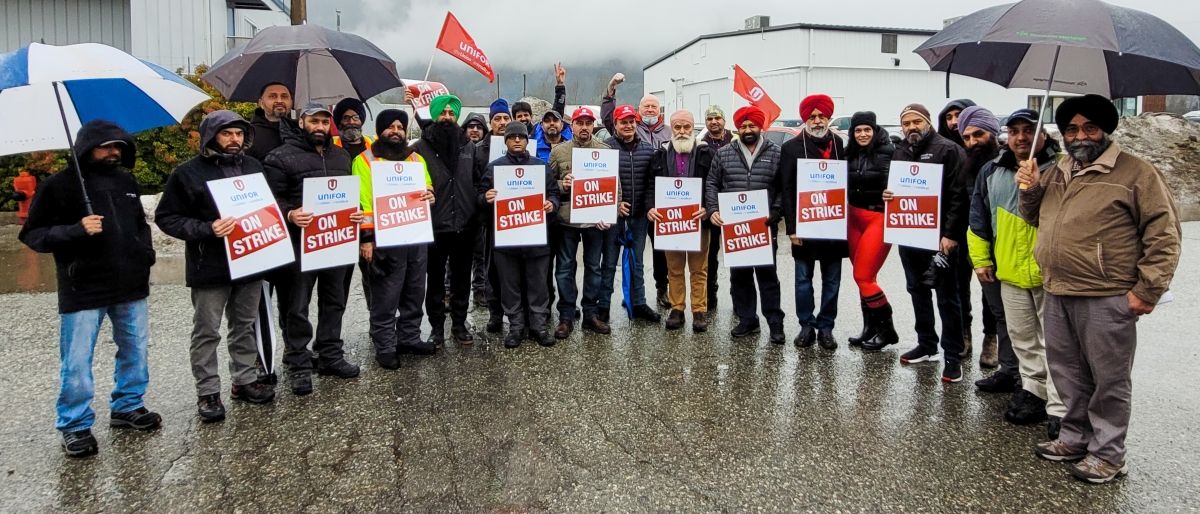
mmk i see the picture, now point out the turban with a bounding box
[800,94,834,119]
[1055,94,1119,134]
[375,109,409,135]
[733,105,766,128]
[429,94,462,121]
[957,106,1000,137]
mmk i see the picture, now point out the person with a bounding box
[412,94,482,346]
[20,120,161,457]
[706,105,786,344]
[605,104,661,323]
[548,106,621,337]
[352,109,438,366]
[883,103,969,383]
[532,63,573,161]
[938,98,976,148]
[843,112,900,352]
[479,121,562,348]
[699,104,732,308]
[264,103,363,396]
[958,106,1007,369]
[462,113,488,143]
[968,108,1066,437]
[331,97,374,159]
[478,98,515,332]
[649,110,714,332]
[246,82,294,162]
[601,74,670,147]
[512,101,535,134]
[701,105,734,149]
[1020,95,1181,483]
[781,94,848,350]
[155,110,276,422]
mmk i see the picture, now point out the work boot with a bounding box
[794,326,816,348]
[289,372,313,396]
[979,333,999,368]
[375,352,400,370]
[848,302,875,346]
[657,289,671,309]
[452,323,474,345]
[110,407,162,431]
[555,320,573,339]
[664,309,685,330]
[817,328,837,350]
[692,311,708,333]
[427,324,446,346]
[768,323,786,345]
[632,304,662,322]
[398,341,437,356]
[598,310,610,323]
[61,429,98,458]
[731,318,760,338]
[197,394,225,423]
[959,329,973,359]
[486,314,503,333]
[1005,389,1048,425]
[231,382,275,404]
[504,332,522,349]
[861,304,900,352]
[974,372,1019,393]
[317,359,361,379]
[582,315,611,335]
[536,331,556,347]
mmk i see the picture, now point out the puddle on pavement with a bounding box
[0,246,185,294]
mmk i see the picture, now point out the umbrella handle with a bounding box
[1021,46,1061,191]
[52,82,94,215]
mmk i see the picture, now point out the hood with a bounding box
[199,110,253,157]
[73,120,136,170]
[937,99,976,144]
[461,112,488,136]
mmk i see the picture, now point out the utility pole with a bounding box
[291,0,306,25]
[336,10,342,31]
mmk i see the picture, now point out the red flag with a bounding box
[435,12,495,83]
[732,64,781,127]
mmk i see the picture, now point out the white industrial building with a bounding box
[644,16,1128,127]
[1,0,290,73]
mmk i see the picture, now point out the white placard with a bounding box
[793,159,848,240]
[883,160,943,251]
[488,135,505,164]
[718,189,774,268]
[493,165,546,247]
[206,173,294,279]
[371,160,434,248]
[402,80,450,120]
[300,176,359,272]
[653,176,703,252]
[569,148,619,224]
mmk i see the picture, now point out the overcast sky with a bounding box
[306,0,1200,70]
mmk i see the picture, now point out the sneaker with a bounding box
[768,324,786,345]
[1070,455,1128,484]
[289,372,313,396]
[397,342,437,356]
[941,361,963,383]
[1005,389,1048,425]
[1047,415,1062,440]
[451,324,474,344]
[1034,439,1087,462]
[817,328,837,351]
[504,333,522,349]
[900,346,939,364]
[731,318,760,338]
[376,352,400,370]
[536,331,556,347]
[61,429,98,458]
[231,382,275,404]
[632,304,662,322]
[793,326,816,348]
[197,394,225,423]
[555,320,574,339]
[582,316,611,335]
[664,309,685,331]
[317,359,361,379]
[692,311,708,333]
[486,315,503,333]
[975,372,1019,393]
[110,407,162,431]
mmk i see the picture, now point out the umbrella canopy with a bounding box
[203,24,401,107]
[0,42,209,156]
[914,0,1200,98]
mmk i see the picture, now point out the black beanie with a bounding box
[1055,94,1119,135]
[333,97,366,128]
[375,109,409,135]
[850,111,878,131]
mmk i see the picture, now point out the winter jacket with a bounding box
[414,137,481,234]
[532,124,573,161]
[155,110,266,288]
[702,130,734,151]
[937,99,975,148]
[892,130,970,241]
[246,107,294,162]
[603,135,657,217]
[967,146,1056,290]
[601,95,670,147]
[1019,142,1181,303]
[547,136,612,227]
[780,131,848,260]
[846,126,895,211]
[478,152,561,256]
[19,120,155,313]
[650,141,717,232]
[704,137,783,223]
[262,119,354,230]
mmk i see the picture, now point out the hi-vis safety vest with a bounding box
[351,146,430,230]
[332,134,376,149]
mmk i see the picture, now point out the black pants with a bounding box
[899,247,964,362]
[471,224,490,296]
[279,263,351,373]
[728,225,784,327]
[494,252,551,335]
[707,223,721,303]
[368,245,427,354]
[980,278,1019,376]
[427,229,475,326]
[956,243,996,336]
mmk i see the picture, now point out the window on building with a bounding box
[881,33,898,54]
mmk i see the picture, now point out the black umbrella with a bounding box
[202,24,401,106]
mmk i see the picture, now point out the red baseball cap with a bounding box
[613,104,639,121]
[571,106,597,121]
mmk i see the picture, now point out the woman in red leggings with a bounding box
[845,112,900,350]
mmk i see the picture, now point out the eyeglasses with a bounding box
[341,115,362,123]
[1064,123,1102,137]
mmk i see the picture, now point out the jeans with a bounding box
[899,247,964,362]
[556,225,616,320]
[56,298,150,432]
[793,257,842,330]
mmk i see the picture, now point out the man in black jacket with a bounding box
[264,103,362,395]
[604,104,661,323]
[155,110,276,422]
[246,82,294,162]
[885,103,970,383]
[20,120,162,457]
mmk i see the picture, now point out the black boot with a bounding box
[861,303,899,351]
[848,301,876,346]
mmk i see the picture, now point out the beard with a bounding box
[1068,135,1110,164]
[425,120,463,167]
[740,131,759,146]
[804,125,829,139]
[545,126,561,138]
[671,135,695,154]
[905,126,930,145]
[372,136,409,161]
[967,138,999,170]
[339,127,363,143]
[91,155,121,170]
[306,130,328,147]
[223,143,243,154]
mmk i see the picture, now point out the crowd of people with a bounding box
[19,67,1181,484]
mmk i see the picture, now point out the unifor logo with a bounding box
[233,179,245,191]
[515,167,525,178]
[393,163,405,173]
[591,150,600,160]
[738,193,747,203]
[674,179,683,189]
[910,164,920,176]
[327,179,337,191]
[818,161,828,171]
[748,86,765,102]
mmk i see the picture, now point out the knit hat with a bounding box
[489,98,510,120]
[849,111,877,131]
[333,97,366,128]
[957,106,1000,137]
[800,94,835,119]
[669,110,694,126]
[900,103,933,125]
[375,109,409,135]
[512,101,533,116]
[503,120,529,139]
[733,105,766,128]
[429,94,462,121]
[704,105,725,119]
[1055,94,1119,134]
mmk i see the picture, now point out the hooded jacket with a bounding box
[704,137,783,222]
[246,107,295,162]
[781,131,849,260]
[155,110,266,288]
[478,151,561,256]
[846,125,895,212]
[893,129,970,241]
[937,99,976,148]
[19,120,154,313]
[263,117,354,230]
[413,133,481,234]
[461,112,489,141]
[532,122,573,162]
[967,143,1057,289]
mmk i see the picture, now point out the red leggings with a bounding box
[847,206,891,307]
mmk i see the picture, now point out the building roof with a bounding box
[644,22,938,70]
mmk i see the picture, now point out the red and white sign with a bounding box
[733,64,782,128]
[653,176,703,252]
[435,12,495,82]
[300,176,359,272]
[793,159,848,240]
[493,165,546,247]
[371,161,434,248]
[402,80,450,120]
[206,173,294,279]
[718,189,774,268]
[569,148,619,224]
[884,161,943,251]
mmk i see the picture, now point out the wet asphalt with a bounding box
[0,224,1197,512]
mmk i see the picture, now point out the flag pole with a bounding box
[423,52,436,82]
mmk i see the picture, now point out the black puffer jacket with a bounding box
[246,107,295,162]
[478,152,561,256]
[604,135,656,217]
[704,138,783,221]
[893,129,970,241]
[846,126,895,212]
[781,131,848,260]
[263,119,353,223]
[19,120,155,313]
[155,110,266,288]
[414,137,481,233]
